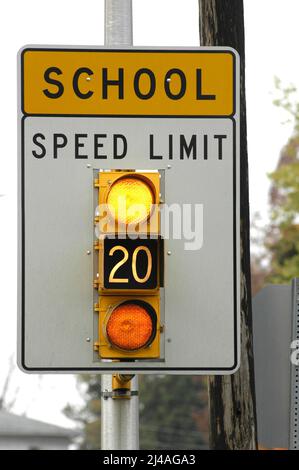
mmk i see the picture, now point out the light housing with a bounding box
[94,169,162,361]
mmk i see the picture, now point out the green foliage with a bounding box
[267,225,299,283]
[139,376,208,449]
[272,76,299,128]
[267,80,299,283]
[270,159,299,221]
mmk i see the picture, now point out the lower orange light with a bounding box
[106,301,156,351]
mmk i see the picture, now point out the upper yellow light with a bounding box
[107,176,154,225]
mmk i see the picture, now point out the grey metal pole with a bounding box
[101,0,139,451]
[105,0,133,46]
[101,375,139,449]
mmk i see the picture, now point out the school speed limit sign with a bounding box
[18,46,240,374]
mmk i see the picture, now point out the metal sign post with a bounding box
[101,0,138,451]
[101,373,139,450]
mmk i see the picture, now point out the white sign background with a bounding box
[18,115,239,374]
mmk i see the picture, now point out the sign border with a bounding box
[18,46,239,374]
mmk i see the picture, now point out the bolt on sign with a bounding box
[18,46,240,374]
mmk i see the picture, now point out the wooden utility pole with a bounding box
[198,0,258,449]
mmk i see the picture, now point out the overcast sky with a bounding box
[0,0,298,428]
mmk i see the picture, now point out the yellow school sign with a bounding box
[21,48,235,116]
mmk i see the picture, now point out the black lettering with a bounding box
[180,135,197,159]
[73,68,94,99]
[214,134,227,160]
[113,134,127,159]
[134,68,156,100]
[149,135,163,159]
[169,135,173,160]
[196,69,216,100]
[32,133,46,158]
[203,134,208,160]
[75,134,88,159]
[43,67,64,99]
[165,69,186,100]
[53,134,67,159]
[102,68,124,99]
[94,134,107,159]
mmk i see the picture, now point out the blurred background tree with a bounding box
[64,375,101,449]
[251,79,299,291]
[64,375,208,449]
[0,356,19,411]
[266,79,299,284]
[139,376,208,449]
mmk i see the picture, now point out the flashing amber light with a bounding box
[106,301,156,351]
[107,176,154,225]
